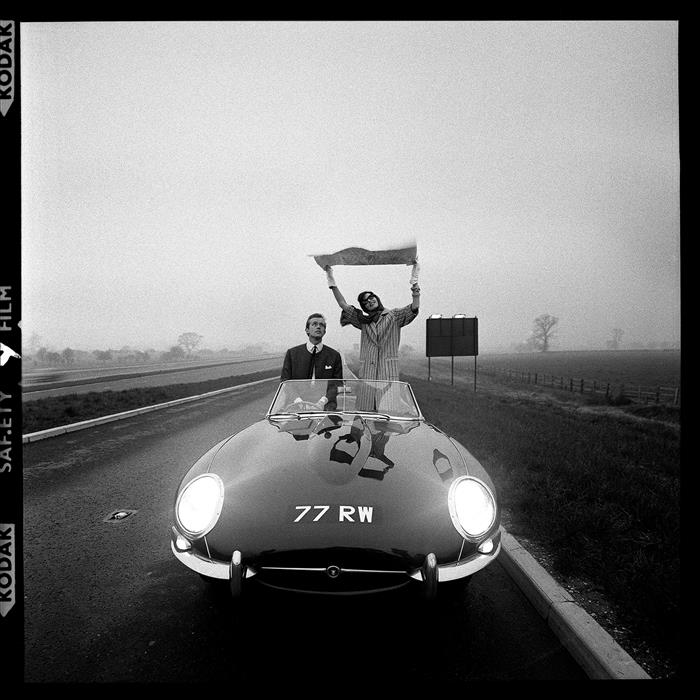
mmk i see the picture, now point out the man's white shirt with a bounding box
[303,341,326,403]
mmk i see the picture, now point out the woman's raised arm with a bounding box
[410,259,420,312]
[325,266,351,312]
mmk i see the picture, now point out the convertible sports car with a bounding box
[171,379,501,601]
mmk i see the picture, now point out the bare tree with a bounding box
[531,314,559,352]
[61,347,75,366]
[93,349,113,364]
[26,332,44,354]
[46,351,62,365]
[606,328,624,350]
[162,345,186,361]
[177,332,203,356]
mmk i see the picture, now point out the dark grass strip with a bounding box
[404,374,680,668]
[22,369,279,434]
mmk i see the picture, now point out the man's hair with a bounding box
[305,313,326,330]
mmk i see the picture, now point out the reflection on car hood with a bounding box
[203,414,470,565]
[211,413,462,485]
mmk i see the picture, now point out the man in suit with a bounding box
[281,313,343,409]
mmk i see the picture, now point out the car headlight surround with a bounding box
[448,476,497,541]
[175,473,224,539]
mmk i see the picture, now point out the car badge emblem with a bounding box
[326,565,341,579]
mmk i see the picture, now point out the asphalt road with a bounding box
[22,381,587,683]
[22,356,283,400]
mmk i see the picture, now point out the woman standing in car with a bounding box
[323,263,420,411]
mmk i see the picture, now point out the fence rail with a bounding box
[481,367,680,405]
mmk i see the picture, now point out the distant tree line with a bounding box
[511,317,678,353]
[30,346,154,367]
[23,331,284,369]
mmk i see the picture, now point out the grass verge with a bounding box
[22,366,680,677]
[403,372,679,679]
[22,369,279,434]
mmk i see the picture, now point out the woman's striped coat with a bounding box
[340,303,418,412]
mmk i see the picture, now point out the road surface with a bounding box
[22,356,284,400]
[22,381,587,683]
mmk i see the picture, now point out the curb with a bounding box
[22,369,651,679]
[22,376,278,443]
[498,529,650,679]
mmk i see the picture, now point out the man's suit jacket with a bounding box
[281,344,343,408]
[281,343,343,381]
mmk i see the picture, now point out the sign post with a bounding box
[425,315,479,390]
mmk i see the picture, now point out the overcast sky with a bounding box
[20,20,679,355]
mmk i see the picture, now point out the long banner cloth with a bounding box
[311,242,417,269]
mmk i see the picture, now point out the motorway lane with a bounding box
[22,356,283,400]
[22,357,260,381]
[22,382,586,683]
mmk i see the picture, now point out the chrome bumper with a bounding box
[410,539,501,582]
[171,530,501,584]
[171,540,256,579]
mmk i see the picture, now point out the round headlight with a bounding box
[448,476,496,540]
[176,474,224,538]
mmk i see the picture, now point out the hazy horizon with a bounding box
[20,21,680,357]
[22,333,680,359]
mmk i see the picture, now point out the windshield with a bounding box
[268,379,422,420]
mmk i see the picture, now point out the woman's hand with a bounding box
[411,280,420,311]
[326,268,350,310]
[409,259,420,286]
[324,265,337,288]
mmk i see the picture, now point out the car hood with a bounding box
[202,414,470,567]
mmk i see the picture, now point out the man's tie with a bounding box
[308,346,317,378]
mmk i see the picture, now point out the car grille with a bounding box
[254,565,413,594]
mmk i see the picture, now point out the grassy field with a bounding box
[22,356,681,678]
[418,349,681,407]
[474,348,680,388]
[396,354,680,679]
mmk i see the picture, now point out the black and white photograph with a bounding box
[2,19,680,683]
